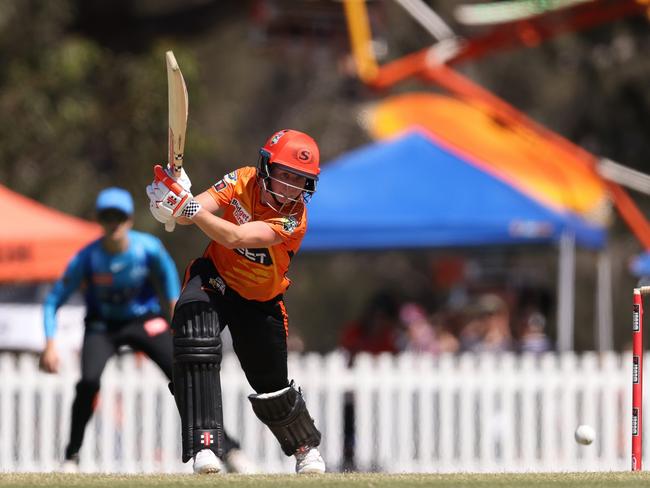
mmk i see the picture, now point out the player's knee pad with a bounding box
[248,381,321,456]
[172,301,224,462]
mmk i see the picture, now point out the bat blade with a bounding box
[166,50,188,177]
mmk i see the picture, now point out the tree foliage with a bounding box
[0,1,215,226]
[2,1,650,350]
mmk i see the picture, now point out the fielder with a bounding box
[146,129,325,474]
[40,187,251,473]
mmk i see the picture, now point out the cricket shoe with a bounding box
[193,448,223,474]
[223,448,258,474]
[294,446,325,474]
[60,454,80,473]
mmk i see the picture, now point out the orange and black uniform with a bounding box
[170,129,323,466]
[205,166,306,303]
[176,166,306,393]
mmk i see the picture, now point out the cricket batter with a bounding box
[40,187,252,473]
[146,129,325,474]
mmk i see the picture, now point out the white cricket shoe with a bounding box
[193,448,223,474]
[224,448,258,474]
[294,446,325,474]
[60,459,79,473]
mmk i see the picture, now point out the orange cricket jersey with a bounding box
[204,166,307,301]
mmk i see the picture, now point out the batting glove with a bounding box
[147,165,201,231]
[164,164,192,192]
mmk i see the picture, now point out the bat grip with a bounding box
[165,221,176,232]
[154,165,183,194]
[170,163,183,178]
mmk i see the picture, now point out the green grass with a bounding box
[1,472,650,488]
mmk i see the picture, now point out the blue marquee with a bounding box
[302,132,605,251]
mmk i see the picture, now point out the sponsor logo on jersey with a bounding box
[234,247,273,266]
[230,199,251,224]
[213,179,227,192]
[282,216,298,234]
[224,171,238,184]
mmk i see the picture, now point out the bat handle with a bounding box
[165,220,176,232]
[169,163,183,179]
[154,165,184,194]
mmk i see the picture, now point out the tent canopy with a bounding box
[0,185,102,282]
[302,131,605,251]
[369,92,610,226]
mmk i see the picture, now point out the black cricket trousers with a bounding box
[176,257,290,394]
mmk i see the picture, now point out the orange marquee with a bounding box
[0,185,102,282]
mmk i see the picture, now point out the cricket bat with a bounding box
[165,50,188,232]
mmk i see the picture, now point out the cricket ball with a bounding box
[574,424,595,445]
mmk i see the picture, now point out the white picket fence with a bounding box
[0,351,637,473]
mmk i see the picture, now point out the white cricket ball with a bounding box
[575,424,596,445]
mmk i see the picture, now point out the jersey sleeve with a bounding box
[264,213,307,246]
[43,249,87,339]
[148,238,181,301]
[206,169,241,208]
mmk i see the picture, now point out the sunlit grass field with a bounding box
[2,472,649,488]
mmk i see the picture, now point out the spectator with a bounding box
[430,311,460,354]
[517,309,552,353]
[459,293,513,353]
[399,302,435,353]
[514,286,553,353]
[399,303,459,355]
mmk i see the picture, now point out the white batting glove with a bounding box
[147,194,174,224]
[146,178,174,226]
[147,165,192,231]
[149,165,201,222]
[164,164,192,192]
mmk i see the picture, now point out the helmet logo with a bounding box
[297,149,312,162]
[269,130,287,146]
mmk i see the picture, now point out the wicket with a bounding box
[632,286,650,471]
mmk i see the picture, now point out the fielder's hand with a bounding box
[147,165,201,231]
[39,342,60,374]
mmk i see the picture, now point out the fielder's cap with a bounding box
[96,187,134,216]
